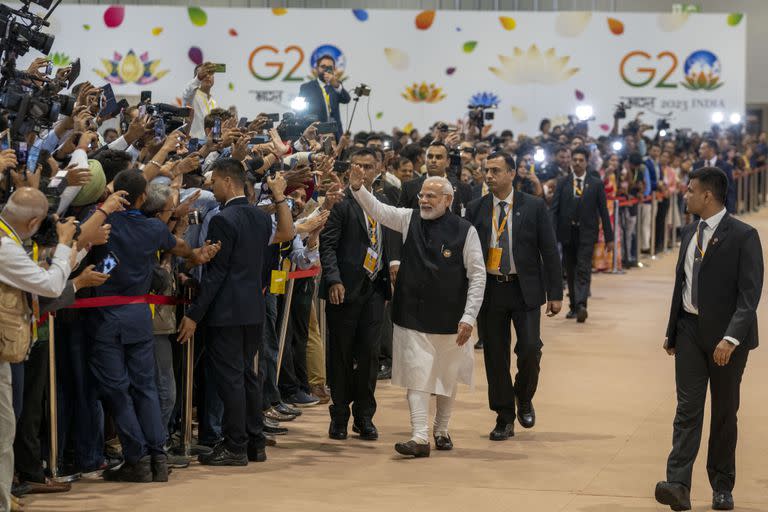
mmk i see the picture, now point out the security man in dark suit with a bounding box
[693,139,736,213]
[320,148,392,441]
[298,54,350,140]
[655,167,763,512]
[550,146,613,323]
[178,159,294,466]
[465,151,563,441]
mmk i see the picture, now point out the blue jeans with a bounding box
[260,293,280,407]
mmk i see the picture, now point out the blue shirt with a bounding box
[88,210,177,343]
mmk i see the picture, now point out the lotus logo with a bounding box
[469,92,500,108]
[93,50,169,86]
[402,82,446,103]
[681,50,723,91]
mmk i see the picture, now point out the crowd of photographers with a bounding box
[0,53,766,511]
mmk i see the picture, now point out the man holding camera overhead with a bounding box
[182,62,218,141]
[298,55,350,140]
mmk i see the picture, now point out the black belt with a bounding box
[488,273,518,283]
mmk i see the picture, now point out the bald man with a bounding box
[0,187,77,512]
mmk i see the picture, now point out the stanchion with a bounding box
[610,199,624,274]
[635,199,644,268]
[179,286,195,458]
[47,315,78,483]
[650,194,658,260]
[752,170,759,212]
[737,174,745,214]
[275,263,297,382]
[670,192,678,248]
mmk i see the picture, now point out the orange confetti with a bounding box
[272,7,287,16]
[499,16,516,31]
[607,17,624,35]
[228,28,238,36]
[151,27,163,36]
[415,10,435,30]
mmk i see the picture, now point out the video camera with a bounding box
[467,105,495,130]
[145,103,191,135]
[614,102,628,120]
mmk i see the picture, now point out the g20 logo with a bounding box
[248,44,347,82]
[620,49,723,91]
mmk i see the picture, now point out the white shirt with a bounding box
[682,208,739,345]
[488,191,517,276]
[182,78,217,140]
[0,222,72,298]
[572,172,586,197]
[316,78,342,117]
[352,185,486,327]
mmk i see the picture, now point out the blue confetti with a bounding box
[353,9,369,22]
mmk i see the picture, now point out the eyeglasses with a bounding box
[417,192,448,200]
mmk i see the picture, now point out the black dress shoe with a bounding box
[265,435,277,447]
[394,440,430,458]
[654,481,691,511]
[576,306,588,323]
[489,423,514,441]
[274,402,302,417]
[712,491,734,510]
[264,423,288,435]
[103,456,153,482]
[150,454,169,482]
[377,365,392,380]
[566,310,577,319]
[198,444,247,466]
[247,446,267,463]
[434,434,453,451]
[329,420,348,440]
[516,400,536,429]
[352,420,379,441]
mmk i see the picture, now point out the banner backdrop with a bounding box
[22,5,746,134]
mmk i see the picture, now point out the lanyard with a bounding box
[196,89,215,116]
[0,218,40,339]
[366,215,378,245]
[695,224,706,258]
[491,201,512,243]
[0,218,22,245]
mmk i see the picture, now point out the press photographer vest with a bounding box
[0,232,33,363]
[392,212,470,335]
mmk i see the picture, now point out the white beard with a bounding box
[419,207,445,220]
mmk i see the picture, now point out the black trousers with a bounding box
[563,227,595,310]
[14,340,48,483]
[326,279,384,423]
[666,313,748,492]
[379,301,393,367]
[278,278,315,398]
[655,198,670,251]
[479,277,542,425]
[206,324,265,453]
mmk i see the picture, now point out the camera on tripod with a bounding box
[467,105,495,130]
[353,84,371,97]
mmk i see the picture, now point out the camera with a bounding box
[467,106,495,130]
[354,84,371,97]
[614,102,628,120]
[145,103,192,134]
[277,111,319,140]
[31,215,81,248]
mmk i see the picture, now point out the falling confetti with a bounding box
[375,112,383,119]
[352,9,368,22]
[188,7,207,26]
[462,41,478,53]
[151,27,163,36]
[175,97,183,107]
[555,12,591,37]
[228,82,234,91]
[228,28,238,36]
[510,106,527,122]
[575,89,585,101]
[727,13,743,26]
[403,122,414,134]
[456,27,461,32]
[272,7,287,16]
[599,124,611,132]
[188,46,203,66]
[446,67,456,75]
[82,24,91,31]
[415,10,435,30]
[607,17,624,35]
[499,16,516,31]
[103,6,125,29]
[384,48,409,70]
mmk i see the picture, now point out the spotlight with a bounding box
[533,147,546,163]
[659,129,667,137]
[711,111,724,124]
[611,140,623,152]
[729,112,742,125]
[290,96,307,111]
[575,105,594,122]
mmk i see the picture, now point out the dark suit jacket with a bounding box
[465,191,563,308]
[665,214,763,351]
[550,173,614,245]
[298,79,351,139]
[186,197,272,326]
[319,189,393,303]
[693,158,736,213]
[373,176,401,206]
[398,173,473,215]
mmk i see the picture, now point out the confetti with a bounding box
[384,48,409,70]
[151,27,163,36]
[188,46,203,66]
[228,28,238,36]
[600,124,611,132]
[403,122,414,134]
[727,13,743,26]
[103,6,125,29]
[607,17,624,35]
[415,10,435,30]
[352,9,368,22]
[228,82,234,91]
[462,41,478,53]
[82,24,91,31]
[446,67,456,75]
[188,7,208,27]
[575,89,585,101]
[272,8,287,16]
[375,112,383,119]
[510,106,527,122]
[499,16,516,31]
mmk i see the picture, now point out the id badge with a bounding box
[270,269,288,295]
[363,247,379,274]
[486,247,502,271]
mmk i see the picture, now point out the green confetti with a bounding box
[727,13,743,26]
[188,6,208,27]
[375,112,383,119]
[462,41,478,53]
[82,24,91,31]
[50,53,71,67]
[228,82,234,91]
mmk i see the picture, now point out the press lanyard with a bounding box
[695,225,706,258]
[366,215,377,245]
[491,202,512,243]
[0,218,40,340]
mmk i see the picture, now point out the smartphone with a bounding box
[95,252,119,275]
[316,121,337,135]
[26,144,41,173]
[99,84,117,117]
[177,122,190,135]
[15,142,27,167]
[237,117,248,129]
[138,104,147,118]
[154,117,166,140]
[212,118,222,142]
[188,211,200,225]
[333,160,350,173]
[266,113,280,122]
[0,130,9,151]
[249,135,270,144]
[140,90,152,104]
[45,61,53,75]
[323,136,334,156]
[187,138,200,152]
[213,63,226,73]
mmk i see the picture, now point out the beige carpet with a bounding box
[27,211,768,512]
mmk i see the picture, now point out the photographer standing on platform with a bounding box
[299,55,350,140]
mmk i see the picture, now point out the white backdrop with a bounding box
[20,5,747,134]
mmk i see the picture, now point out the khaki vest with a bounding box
[0,234,33,363]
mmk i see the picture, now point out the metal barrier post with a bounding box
[738,174,745,214]
[610,199,624,274]
[650,194,658,260]
[48,315,59,479]
[275,263,297,382]
[179,287,195,458]
[635,198,644,267]
[670,192,678,248]
[752,170,759,212]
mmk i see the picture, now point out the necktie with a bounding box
[322,84,332,117]
[575,177,583,197]
[691,221,706,309]
[498,201,511,275]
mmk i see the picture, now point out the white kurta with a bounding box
[351,187,487,397]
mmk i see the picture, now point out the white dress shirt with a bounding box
[488,191,517,276]
[682,208,739,345]
[317,78,343,117]
[182,78,217,140]
[573,173,586,197]
[352,185,486,327]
